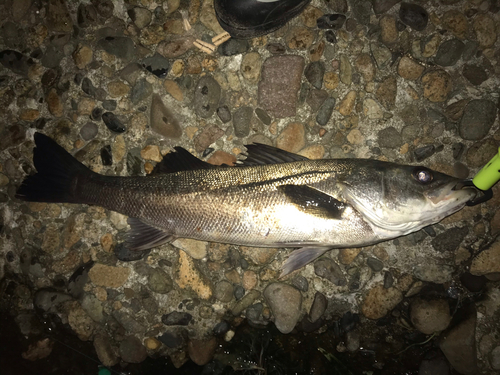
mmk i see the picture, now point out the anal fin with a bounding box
[126,218,174,251]
[280,247,331,277]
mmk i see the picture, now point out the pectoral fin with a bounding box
[125,218,174,251]
[280,247,331,277]
[278,185,345,220]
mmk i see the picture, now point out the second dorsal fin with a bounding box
[239,143,309,166]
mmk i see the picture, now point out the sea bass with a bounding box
[17,133,480,276]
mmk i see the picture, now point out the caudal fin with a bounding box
[16,133,92,203]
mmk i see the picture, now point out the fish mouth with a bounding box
[452,179,493,206]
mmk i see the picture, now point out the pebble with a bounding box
[314,258,347,286]
[100,145,112,166]
[410,298,451,334]
[150,94,181,139]
[158,328,188,349]
[413,264,454,284]
[88,264,130,288]
[188,338,217,366]
[361,284,402,320]
[157,36,195,58]
[162,311,192,326]
[175,250,212,300]
[46,88,63,117]
[193,76,221,119]
[128,7,152,29]
[325,30,337,44]
[439,307,479,375]
[97,37,135,62]
[339,55,352,85]
[241,52,262,84]
[193,125,224,153]
[355,53,375,83]
[172,238,207,259]
[421,34,441,58]
[307,89,328,112]
[399,2,428,31]
[309,40,325,62]
[254,108,271,125]
[264,283,302,334]
[309,292,327,323]
[286,27,315,50]
[234,285,245,300]
[258,55,305,118]
[372,0,400,14]
[462,64,487,86]
[160,81,182,102]
[276,122,305,153]
[148,268,173,294]
[458,99,497,141]
[120,336,147,364]
[371,43,392,69]
[363,98,384,119]
[218,39,249,56]
[338,90,357,116]
[470,239,500,276]
[304,61,325,89]
[421,70,452,102]
[431,226,469,253]
[466,138,498,168]
[102,112,126,133]
[317,14,346,29]
[130,79,152,105]
[434,39,464,67]
[73,44,93,69]
[233,106,253,138]
[380,15,398,44]
[376,76,397,109]
[68,302,96,341]
[316,97,336,126]
[378,126,402,148]
[367,257,383,272]
[230,289,260,316]
[473,14,497,48]
[324,72,339,90]
[216,105,231,123]
[214,281,234,303]
[93,334,118,367]
[142,53,170,78]
[442,10,468,39]
[397,56,424,80]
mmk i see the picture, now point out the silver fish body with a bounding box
[17,134,477,275]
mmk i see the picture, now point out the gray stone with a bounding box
[142,53,170,78]
[214,280,234,302]
[218,39,249,56]
[432,226,468,253]
[162,311,192,326]
[246,303,263,322]
[230,289,261,316]
[414,145,435,162]
[97,37,135,61]
[217,105,231,123]
[367,257,383,272]
[352,0,372,25]
[158,328,188,348]
[316,14,346,29]
[316,97,336,126]
[459,99,497,140]
[120,63,143,85]
[413,264,454,284]
[41,45,64,69]
[82,77,98,97]
[112,310,145,334]
[193,76,221,118]
[130,79,153,104]
[102,100,116,111]
[291,275,308,292]
[80,122,98,141]
[233,106,253,138]
[434,39,464,67]
[440,306,478,375]
[77,4,97,28]
[372,0,401,14]
[309,292,327,323]
[148,268,173,294]
[399,2,428,31]
[119,336,147,364]
[307,89,328,112]
[378,127,402,148]
[0,50,33,76]
[264,283,302,334]
[371,43,392,70]
[102,112,126,133]
[94,333,119,367]
[255,108,271,125]
[314,258,346,286]
[462,65,487,86]
[258,55,305,118]
[150,94,182,139]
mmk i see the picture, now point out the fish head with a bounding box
[340,161,478,238]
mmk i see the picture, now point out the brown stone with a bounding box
[276,122,305,153]
[46,88,63,117]
[286,27,315,50]
[207,151,236,166]
[422,70,452,102]
[376,76,397,109]
[398,56,424,80]
[362,284,403,320]
[164,80,183,101]
[88,264,130,288]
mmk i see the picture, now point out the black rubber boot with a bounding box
[214,0,312,39]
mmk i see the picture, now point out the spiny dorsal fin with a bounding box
[238,143,309,166]
[278,185,345,220]
[151,147,216,174]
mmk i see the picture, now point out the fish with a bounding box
[16,132,480,276]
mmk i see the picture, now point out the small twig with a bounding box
[212,31,231,46]
[193,39,216,54]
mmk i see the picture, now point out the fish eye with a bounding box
[412,167,433,184]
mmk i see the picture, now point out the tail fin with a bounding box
[16,133,92,203]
